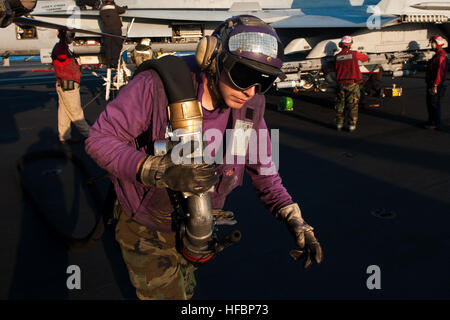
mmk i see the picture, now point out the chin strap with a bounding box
[206,67,228,113]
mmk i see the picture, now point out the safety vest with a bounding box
[51,42,81,83]
[426,48,448,86]
[335,49,363,84]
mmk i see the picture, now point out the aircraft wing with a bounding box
[123,9,301,23]
[33,8,302,24]
[13,16,125,38]
[34,7,398,28]
[271,14,399,28]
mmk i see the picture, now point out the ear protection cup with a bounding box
[195,35,220,70]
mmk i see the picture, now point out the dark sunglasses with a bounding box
[223,60,278,94]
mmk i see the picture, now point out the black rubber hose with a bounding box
[133,55,197,104]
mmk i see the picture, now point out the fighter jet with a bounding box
[0,0,128,65]
[1,0,449,93]
[0,0,300,65]
[274,0,450,92]
[0,0,36,28]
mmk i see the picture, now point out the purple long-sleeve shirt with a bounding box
[86,57,293,232]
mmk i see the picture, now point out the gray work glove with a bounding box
[138,153,218,194]
[277,203,323,269]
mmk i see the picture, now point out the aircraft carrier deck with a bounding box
[0,61,449,300]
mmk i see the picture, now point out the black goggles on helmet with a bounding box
[221,54,280,94]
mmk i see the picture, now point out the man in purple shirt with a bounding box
[86,15,323,300]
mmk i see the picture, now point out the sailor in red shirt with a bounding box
[335,35,369,132]
[424,35,448,130]
[51,29,90,144]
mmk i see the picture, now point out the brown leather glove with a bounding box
[277,203,323,269]
[138,153,218,194]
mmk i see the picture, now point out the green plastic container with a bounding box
[278,96,294,111]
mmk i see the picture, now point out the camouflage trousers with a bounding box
[335,83,361,127]
[115,204,197,300]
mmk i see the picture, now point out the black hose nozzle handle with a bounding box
[215,230,242,254]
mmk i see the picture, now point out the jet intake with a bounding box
[0,0,37,28]
[16,0,36,10]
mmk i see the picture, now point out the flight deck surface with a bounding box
[1,62,449,300]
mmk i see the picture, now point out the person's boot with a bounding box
[336,123,343,131]
[348,124,356,132]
